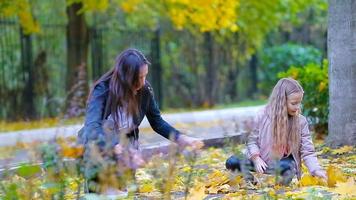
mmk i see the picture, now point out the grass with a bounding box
[0,143,355,199]
[0,99,266,133]
[0,117,83,133]
[163,99,267,113]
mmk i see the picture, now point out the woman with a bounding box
[79,48,203,197]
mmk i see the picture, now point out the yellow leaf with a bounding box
[327,165,347,187]
[223,190,247,200]
[139,182,155,193]
[228,175,243,187]
[217,184,230,193]
[299,174,326,186]
[331,145,354,155]
[206,170,229,188]
[187,181,207,200]
[61,144,84,158]
[333,178,356,197]
[206,186,219,194]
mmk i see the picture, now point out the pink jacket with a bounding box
[245,107,322,179]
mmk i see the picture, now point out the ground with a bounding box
[0,139,355,199]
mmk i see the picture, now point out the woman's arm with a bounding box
[82,82,110,150]
[145,84,181,141]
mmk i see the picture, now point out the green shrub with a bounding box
[278,60,328,134]
[259,43,322,95]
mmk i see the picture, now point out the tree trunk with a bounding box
[326,0,356,147]
[204,32,217,107]
[150,29,163,108]
[248,54,258,98]
[20,29,36,119]
[66,3,88,94]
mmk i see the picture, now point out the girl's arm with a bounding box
[300,116,323,175]
[246,112,262,160]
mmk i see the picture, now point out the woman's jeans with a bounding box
[225,155,296,185]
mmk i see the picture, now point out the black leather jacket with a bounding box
[79,80,181,150]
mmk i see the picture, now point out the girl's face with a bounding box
[136,64,148,91]
[287,92,303,116]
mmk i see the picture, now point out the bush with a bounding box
[259,43,322,95]
[278,60,328,134]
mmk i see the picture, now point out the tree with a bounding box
[66,2,88,92]
[326,0,356,146]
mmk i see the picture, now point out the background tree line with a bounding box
[0,0,328,122]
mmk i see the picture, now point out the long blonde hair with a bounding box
[267,78,304,156]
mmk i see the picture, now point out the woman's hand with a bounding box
[129,149,146,168]
[313,170,327,180]
[114,144,124,155]
[115,144,146,169]
[252,156,268,173]
[176,134,204,151]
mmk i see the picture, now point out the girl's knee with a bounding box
[225,155,241,172]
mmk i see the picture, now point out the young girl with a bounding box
[79,48,203,197]
[226,78,326,185]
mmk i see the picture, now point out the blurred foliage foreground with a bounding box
[0,139,355,200]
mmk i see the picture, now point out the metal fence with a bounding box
[0,17,161,120]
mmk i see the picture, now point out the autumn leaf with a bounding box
[223,190,247,200]
[139,182,155,193]
[331,145,353,155]
[187,181,207,200]
[299,174,326,186]
[61,144,84,158]
[327,165,347,187]
[228,174,243,187]
[332,178,356,197]
[205,170,229,188]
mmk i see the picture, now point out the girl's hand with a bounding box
[313,170,327,180]
[252,156,268,173]
[177,135,204,151]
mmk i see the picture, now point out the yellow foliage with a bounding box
[228,175,243,187]
[318,81,326,92]
[82,0,109,12]
[171,0,240,32]
[205,170,229,188]
[223,190,247,200]
[299,174,326,187]
[327,165,347,187]
[66,0,109,13]
[0,0,40,34]
[59,139,84,158]
[120,0,142,13]
[331,145,354,155]
[119,0,240,32]
[332,178,356,197]
[187,181,207,200]
[139,182,155,193]
[0,118,59,132]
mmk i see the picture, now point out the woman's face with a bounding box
[136,64,148,91]
[287,92,303,116]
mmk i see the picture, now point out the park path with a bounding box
[0,105,263,168]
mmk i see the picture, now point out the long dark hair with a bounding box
[90,48,150,128]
